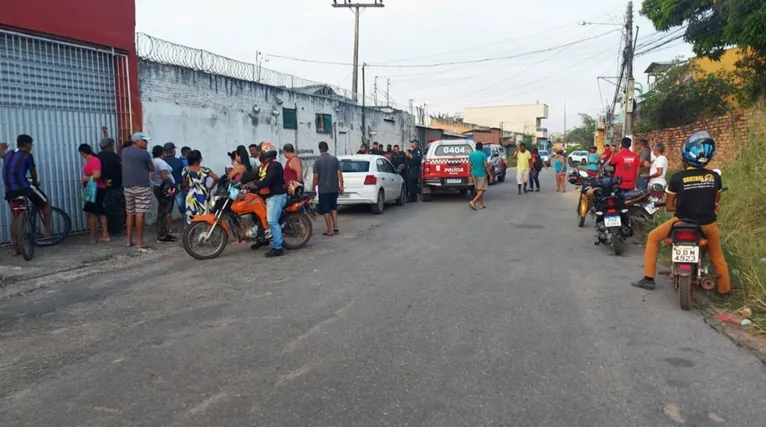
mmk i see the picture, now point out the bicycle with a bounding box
[10,184,72,261]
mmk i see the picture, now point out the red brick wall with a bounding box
[634,114,750,170]
[471,129,502,145]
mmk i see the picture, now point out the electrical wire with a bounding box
[263,30,620,69]
[380,27,597,87]
[436,42,621,107]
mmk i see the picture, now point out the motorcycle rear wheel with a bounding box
[282,212,313,250]
[679,276,692,311]
[612,238,624,256]
[182,221,228,260]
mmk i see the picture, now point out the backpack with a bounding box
[534,155,543,171]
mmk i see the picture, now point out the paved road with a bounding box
[1,169,765,426]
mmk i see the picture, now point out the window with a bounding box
[316,113,332,134]
[377,158,395,174]
[340,160,369,173]
[283,108,297,129]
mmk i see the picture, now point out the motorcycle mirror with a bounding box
[713,168,722,176]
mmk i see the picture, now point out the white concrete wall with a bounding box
[139,60,416,191]
[463,104,549,135]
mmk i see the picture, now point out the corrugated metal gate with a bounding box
[0,29,131,244]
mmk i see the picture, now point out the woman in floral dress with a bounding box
[182,150,219,224]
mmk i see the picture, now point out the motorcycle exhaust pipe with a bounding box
[700,276,717,291]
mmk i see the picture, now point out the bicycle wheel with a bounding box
[13,213,35,261]
[33,206,72,247]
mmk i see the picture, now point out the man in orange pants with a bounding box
[632,131,730,295]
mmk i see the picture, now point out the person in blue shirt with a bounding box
[586,145,600,177]
[468,142,493,210]
[163,142,188,219]
[1,135,53,255]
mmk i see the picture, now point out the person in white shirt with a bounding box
[646,142,668,188]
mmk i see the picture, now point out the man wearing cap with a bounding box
[163,142,185,223]
[122,132,155,249]
[98,126,124,235]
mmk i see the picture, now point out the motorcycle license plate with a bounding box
[446,178,462,184]
[604,215,621,227]
[644,202,658,215]
[672,245,700,263]
[228,187,241,199]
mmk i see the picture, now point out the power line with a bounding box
[263,30,620,69]
[433,42,621,107]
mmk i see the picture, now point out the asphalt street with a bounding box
[1,169,764,426]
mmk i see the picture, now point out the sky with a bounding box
[135,0,694,133]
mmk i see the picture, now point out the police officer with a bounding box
[404,139,422,203]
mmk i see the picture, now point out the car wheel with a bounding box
[371,190,385,214]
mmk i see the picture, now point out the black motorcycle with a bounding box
[591,176,632,255]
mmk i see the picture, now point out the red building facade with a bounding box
[1,0,142,136]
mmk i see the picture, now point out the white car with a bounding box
[568,150,589,166]
[337,154,407,214]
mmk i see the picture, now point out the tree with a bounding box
[637,61,737,132]
[564,114,597,146]
[641,0,766,102]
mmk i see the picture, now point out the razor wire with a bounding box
[136,33,388,108]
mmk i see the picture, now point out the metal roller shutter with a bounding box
[0,29,131,244]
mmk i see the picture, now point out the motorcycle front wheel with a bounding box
[182,221,228,260]
[282,212,313,250]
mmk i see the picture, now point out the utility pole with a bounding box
[373,76,378,106]
[332,1,385,103]
[361,62,367,144]
[386,78,391,106]
[623,1,635,143]
[409,99,414,115]
[563,100,567,141]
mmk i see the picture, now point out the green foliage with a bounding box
[564,114,596,146]
[641,0,766,102]
[637,61,737,132]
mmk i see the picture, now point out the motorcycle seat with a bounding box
[623,189,648,200]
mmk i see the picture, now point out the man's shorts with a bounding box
[516,168,529,184]
[124,186,153,215]
[317,192,338,215]
[474,177,488,191]
[5,184,48,210]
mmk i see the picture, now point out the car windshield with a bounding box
[340,160,370,173]
[481,147,492,156]
[434,144,472,157]
[539,150,549,156]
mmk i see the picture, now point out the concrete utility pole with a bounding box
[623,1,635,142]
[386,78,390,106]
[332,0,384,102]
[373,76,378,106]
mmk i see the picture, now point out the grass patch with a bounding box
[633,108,766,333]
[715,107,766,332]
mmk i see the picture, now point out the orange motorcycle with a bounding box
[182,180,316,260]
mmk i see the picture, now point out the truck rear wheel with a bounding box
[422,186,433,202]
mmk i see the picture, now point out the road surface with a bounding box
[1,169,764,426]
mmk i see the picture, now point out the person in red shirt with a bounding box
[601,143,613,162]
[609,137,640,190]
